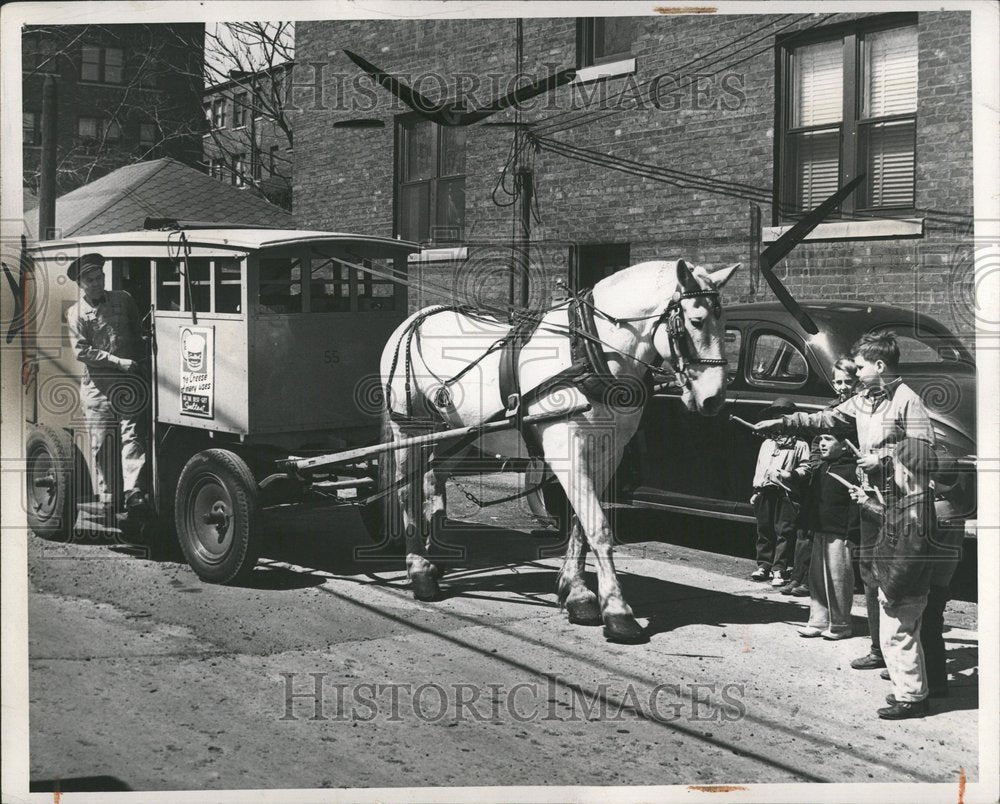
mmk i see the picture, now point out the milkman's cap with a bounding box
[67,253,106,282]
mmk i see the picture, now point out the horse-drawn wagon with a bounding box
[22,224,426,579]
[21,217,739,642]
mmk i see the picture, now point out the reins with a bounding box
[332,252,728,415]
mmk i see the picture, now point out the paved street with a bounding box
[26,478,979,793]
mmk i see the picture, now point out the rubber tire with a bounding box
[25,425,76,538]
[175,448,261,584]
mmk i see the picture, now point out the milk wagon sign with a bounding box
[180,325,214,419]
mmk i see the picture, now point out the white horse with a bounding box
[378,259,738,642]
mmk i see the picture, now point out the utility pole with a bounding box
[517,163,532,308]
[38,75,58,240]
[511,17,533,310]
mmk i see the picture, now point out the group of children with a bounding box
[749,332,958,720]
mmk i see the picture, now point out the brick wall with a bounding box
[292,12,975,349]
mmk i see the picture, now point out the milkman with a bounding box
[65,253,149,519]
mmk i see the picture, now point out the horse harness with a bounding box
[385,284,727,434]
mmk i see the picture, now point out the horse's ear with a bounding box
[676,259,700,293]
[709,263,740,289]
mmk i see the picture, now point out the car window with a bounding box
[867,325,959,364]
[724,327,742,385]
[749,332,808,385]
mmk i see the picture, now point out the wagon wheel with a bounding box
[25,425,76,539]
[175,448,261,584]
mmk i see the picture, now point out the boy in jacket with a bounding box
[851,437,939,719]
[797,431,859,640]
[751,332,934,670]
[749,398,810,586]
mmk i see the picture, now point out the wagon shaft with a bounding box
[278,402,591,474]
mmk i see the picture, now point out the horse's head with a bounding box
[652,259,739,416]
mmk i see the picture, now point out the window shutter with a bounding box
[864,27,917,118]
[792,39,843,127]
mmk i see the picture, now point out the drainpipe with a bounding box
[38,75,58,240]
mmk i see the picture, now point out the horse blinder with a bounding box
[657,290,726,386]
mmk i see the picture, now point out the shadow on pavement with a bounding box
[31,776,132,792]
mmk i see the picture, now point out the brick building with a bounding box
[21,24,205,199]
[291,12,974,348]
[202,63,294,210]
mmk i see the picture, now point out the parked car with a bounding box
[621,301,977,532]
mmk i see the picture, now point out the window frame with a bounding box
[211,98,226,130]
[745,330,810,389]
[773,13,918,224]
[577,17,637,68]
[233,153,247,187]
[77,116,119,145]
[154,257,246,319]
[233,91,248,128]
[79,44,124,85]
[209,157,226,180]
[138,122,157,147]
[394,114,467,245]
[23,34,60,75]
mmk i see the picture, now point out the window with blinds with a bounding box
[859,26,917,209]
[778,18,918,218]
[788,39,843,211]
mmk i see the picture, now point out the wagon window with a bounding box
[214,259,242,313]
[188,259,211,313]
[749,333,808,385]
[357,258,396,312]
[156,259,181,311]
[308,258,351,312]
[259,257,302,313]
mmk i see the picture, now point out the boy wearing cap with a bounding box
[749,398,810,586]
[751,332,934,670]
[850,437,940,719]
[65,253,148,518]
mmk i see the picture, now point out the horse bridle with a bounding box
[651,289,728,388]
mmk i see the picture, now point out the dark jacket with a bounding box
[859,491,938,602]
[801,453,859,537]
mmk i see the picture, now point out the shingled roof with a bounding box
[24,158,295,239]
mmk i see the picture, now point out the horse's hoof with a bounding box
[411,573,440,601]
[602,614,648,644]
[566,597,602,626]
